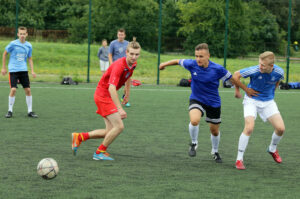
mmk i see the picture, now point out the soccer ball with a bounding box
[37,158,59,179]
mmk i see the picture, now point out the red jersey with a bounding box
[95,57,137,98]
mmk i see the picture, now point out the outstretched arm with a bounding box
[232,71,259,98]
[159,59,180,70]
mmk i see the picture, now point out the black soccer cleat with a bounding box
[188,143,198,157]
[5,111,13,118]
[28,112,38,118]
[212,152,222,163]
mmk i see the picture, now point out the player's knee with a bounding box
[276,126,285,136]
[10,88,17,95]
[190,120,200,126]
[210,127,219,136]
[25,88,31,95]
[243,127,253,135]
[116,123,124,132]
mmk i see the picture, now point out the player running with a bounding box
[1,26,38,118]
[159,43,236,163]
[233,51,285,170]
[71,39,141,160]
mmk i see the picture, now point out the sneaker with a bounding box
[93,152,114,160]
[5,111,13,118]
[235,160,246,170]
[212,152,222,163]
[28,112,38,118]
[125,102,131,107]
[267,149,282,163]
[188,143,198,157]
[72,133,82,156]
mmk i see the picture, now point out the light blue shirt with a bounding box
[5,39,32,72]
[179,59,232,107]
[109,39,129,62]
[240,65,284,101]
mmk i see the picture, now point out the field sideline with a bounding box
[0,82,300,199]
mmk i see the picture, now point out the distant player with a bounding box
[97,39,109,74]
[159,43,236,163]
[233,51,285,170]
[1,26,38,118]
[72,39,141,160]
[109,28,131,107]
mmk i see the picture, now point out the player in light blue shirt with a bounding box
[1,26,38,118]
[233,51,285,170]
[159,43,237,163]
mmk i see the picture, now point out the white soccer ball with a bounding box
[37,158,59,179]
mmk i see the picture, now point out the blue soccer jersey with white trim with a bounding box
[179,59,232,107]
[240,65,284,101]
[5,39,32,72]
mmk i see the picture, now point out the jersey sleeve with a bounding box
[240,66,259,78]
[5,42,14,53]
[179,59,193,71]
[219,67,232,82]
[108,63,123,87]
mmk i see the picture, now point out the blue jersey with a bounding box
[179,59,232,107]
[240,65,284,101]
[109,40,129,62]
[5,39,32,72]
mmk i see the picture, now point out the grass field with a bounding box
[1,38,300,85]
[0,82,300,199]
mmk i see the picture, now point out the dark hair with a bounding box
[18,26,27,32]
[195,43,209,52]
[118,28,125,33]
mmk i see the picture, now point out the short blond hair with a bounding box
[127,37,141,50]
[195,43,209,53]
[259,51,275,65]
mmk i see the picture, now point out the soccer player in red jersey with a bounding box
[72,39,141,160]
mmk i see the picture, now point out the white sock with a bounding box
[26,95,32,113]
[211,132,220,154]
[8,96,15,112]
[237,133,250,161]
[268,132,282,153]
[189,122,199,144]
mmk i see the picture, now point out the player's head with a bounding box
[259,51,275,73]
[17,26,28,43]
[126,37,141,65]
[102,39,107,47]
[194,43,210,67]
[117,28,126,42]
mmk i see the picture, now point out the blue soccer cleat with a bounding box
[125,102,131,107]
[93,152,114,160]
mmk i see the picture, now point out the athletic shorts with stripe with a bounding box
[9,71,30,88]
[94,94,118,117]
[189,99,221,124]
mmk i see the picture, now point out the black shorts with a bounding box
[189,99,221,124]
[9,71,30,88]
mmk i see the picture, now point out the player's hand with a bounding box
[121,95,129,105]
[159,63,166,70]
[32,72,37,78]
[1,68,7,76]
[235,91,242,98]
[118,108,127,119]
[245,88,259,97]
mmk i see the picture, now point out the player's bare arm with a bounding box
[122,78,131,105]
[108,84,127,119]
[1,50,8,76]
[28,57,36,78]
[159,59,180,70]
[275,81,280,89]
[232,71,259,98]
[108,53,113,65]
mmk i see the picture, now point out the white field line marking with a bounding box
[0,85,300,94]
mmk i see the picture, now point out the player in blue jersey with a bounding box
[232,51,285,170]
[159,43,237,163]
[1,26,38,118]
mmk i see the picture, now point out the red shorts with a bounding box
[94,95,118,117]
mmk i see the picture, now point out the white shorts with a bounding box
[100,60,109,71]
[243,96,280,122]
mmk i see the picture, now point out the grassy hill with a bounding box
[1,38,300,85]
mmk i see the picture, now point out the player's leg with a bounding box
[188,101,203,157]
[263,101,285,163]
[21,72,37,117]
[93,112,124,160]
[6,73,17,118]
[236,99,257,169]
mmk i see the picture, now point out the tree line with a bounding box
[0,0,299,57]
